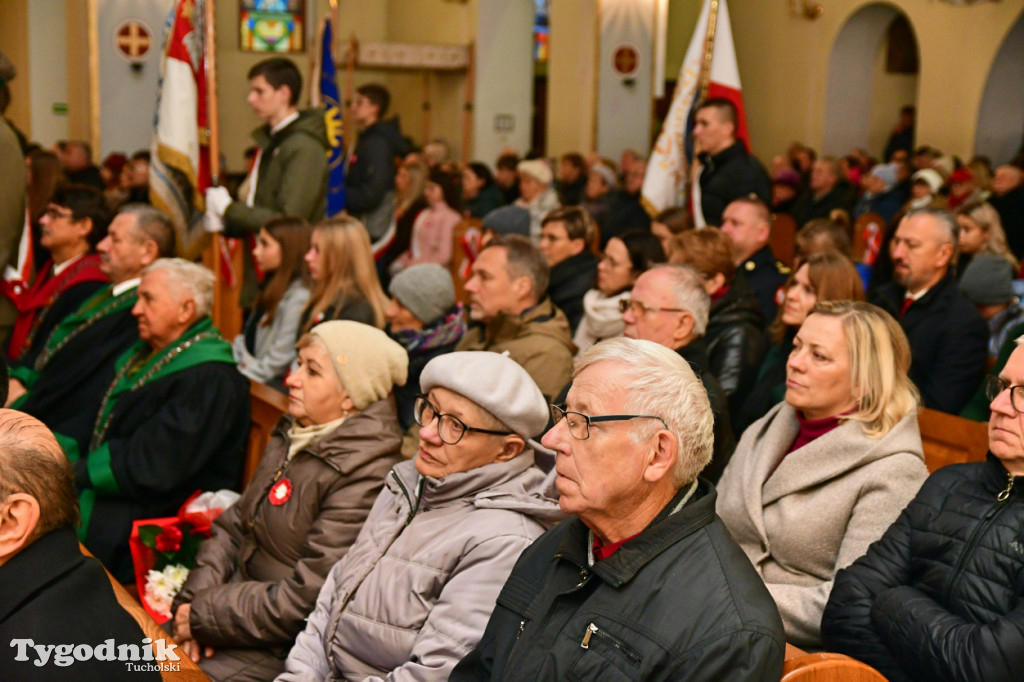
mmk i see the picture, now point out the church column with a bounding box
[547,0,598,157]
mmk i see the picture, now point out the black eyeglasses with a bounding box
[986,375,1024,413]
[44,205,74,220]
[550,405,668,440]
[618,298,688,315]
[414,395,513,445]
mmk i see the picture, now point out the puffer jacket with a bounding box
[279,453,562,681]
[346,117,408,239]
[173,399,402,651]
[457,297,576,400]
[705,279,767,415]
[451,480,786,681]
[822,454,1024,682]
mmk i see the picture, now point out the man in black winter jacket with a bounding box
[822,340,1024,682]
[452,337,784,682]
[691,98,771,228]
[345,83,407,241]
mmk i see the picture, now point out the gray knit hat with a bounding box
[389,264,455,325]
[420,351,549,439]
[959,254,1017,307]
[482,205,531,238]
[309,321,409,410]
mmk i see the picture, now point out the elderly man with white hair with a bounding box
[452,338,785,681]
[62,258,249,582]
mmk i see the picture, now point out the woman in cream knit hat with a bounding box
[171,321,408,681]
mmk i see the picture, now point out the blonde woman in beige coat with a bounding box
[716,301,929,648]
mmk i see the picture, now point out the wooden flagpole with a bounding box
[699,0,719,103]
[204,0,243,339]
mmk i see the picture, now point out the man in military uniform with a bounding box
[720,196,790,323]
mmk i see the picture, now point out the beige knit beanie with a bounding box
[309,321,408,410]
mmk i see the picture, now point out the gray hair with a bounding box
[117,204,177,258]
[906,207,959,246]
[575,338,714,487]
[143,258,215,317]
[648,264,710,337]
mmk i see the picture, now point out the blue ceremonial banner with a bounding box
[318,16,345,216]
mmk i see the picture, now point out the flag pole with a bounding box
[699,0,719,103]
[206,0,220,186]
[204,0,232,336]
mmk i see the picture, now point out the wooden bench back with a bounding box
[245,381,289,486]
[771,212,798,268]
[783,643,886,681]
[80,544,209,681]
[918,406,989,473]
[450,217,483,305]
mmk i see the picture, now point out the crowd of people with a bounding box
[2,52,1024,681]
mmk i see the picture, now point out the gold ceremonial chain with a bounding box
[90,331,220,450]
[35,293,131,371]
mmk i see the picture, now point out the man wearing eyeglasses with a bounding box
[823,338,1024,681]
[2,185,110,365]
[621,264,736,482]
[452,338,785,681]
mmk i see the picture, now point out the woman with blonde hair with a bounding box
[300,216,388,333]
[955,200,1017,276]
[717,301,929,648]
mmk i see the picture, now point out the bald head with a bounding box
[0,411,78,564]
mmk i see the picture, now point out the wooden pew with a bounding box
[771,212,798,268]
[783,643,886,681]
[917,406,989,473]
[852,212,885,265]
[81,544,209,681]
[245,380,289,486]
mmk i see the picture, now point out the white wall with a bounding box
[868,34,918,159]
[96,0,173,158]
[27,0,68,147]
[974,14,1024,164]
[822,4,899,157]
[473,0,534,163]
[595,0,655,159]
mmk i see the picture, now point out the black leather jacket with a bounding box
[823,455,1024,682]
[706,280,767,416]
[452,481,786,681]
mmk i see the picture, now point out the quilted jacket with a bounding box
[822,455,1024,681]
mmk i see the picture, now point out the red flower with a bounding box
[155,525,183,553]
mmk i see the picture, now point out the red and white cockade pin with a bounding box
[269,478,293,505]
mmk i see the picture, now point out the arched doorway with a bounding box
[974,10,1024,164]
[823,3,919,159]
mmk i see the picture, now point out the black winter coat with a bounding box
[696,141,771,227]
[451,481,786,681]
[706,280,767,416]
[822,455,1024,682]
[0,528,159,681]
[678,339,736,483]
[872,272,989,414]
[548,251,598,333]
[344,117,406,215]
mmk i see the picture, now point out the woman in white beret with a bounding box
[279,351,562,681]
[171,321,408,681]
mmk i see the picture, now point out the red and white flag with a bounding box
[149,0,212,261]
[641,0,748,216]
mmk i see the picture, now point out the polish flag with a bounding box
[641,0,748,216]
[150,0,212,260]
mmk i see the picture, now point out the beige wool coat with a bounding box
[716,402,929,647]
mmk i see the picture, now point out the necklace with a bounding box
[90,331,220,450]
[35,291,134,371]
